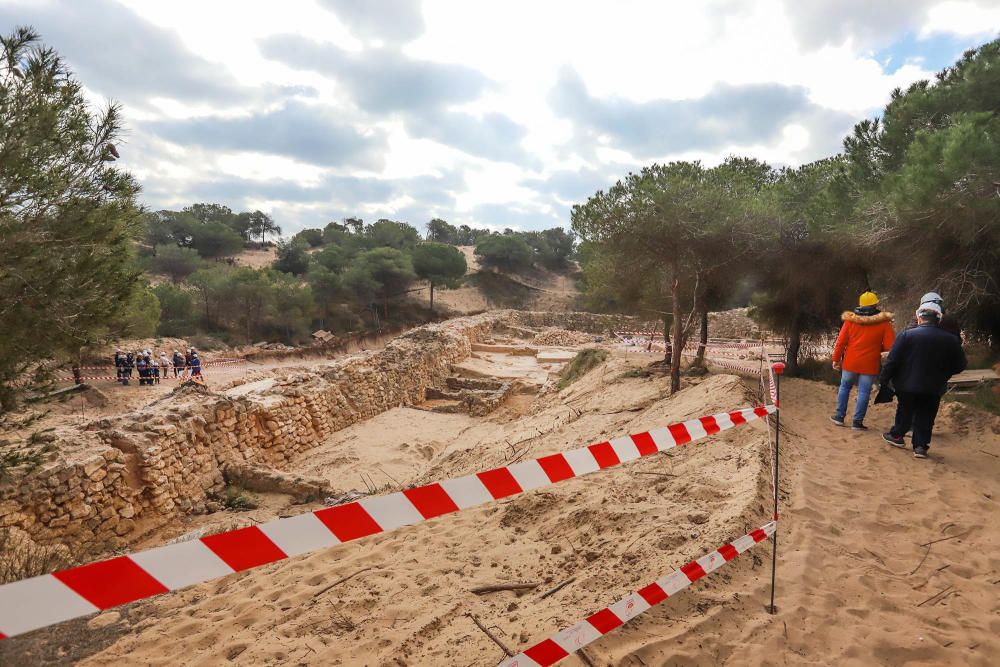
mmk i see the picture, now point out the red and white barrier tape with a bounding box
[767,364,779,407]
[614,333,764,352]
[695,355,763,377]
[58,374,205,382]
[56,359,244,377]
[692,341,764,350]
[499,521,778,666]
[0,404,775,639]
[57,361,243,380]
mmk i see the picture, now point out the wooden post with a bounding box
[768,361,785,614]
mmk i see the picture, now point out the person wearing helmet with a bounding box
[136,352,148,386]
[917,291,961,339]
[831,291,896,430]
[172,350,185,377]
[880,302,966,459]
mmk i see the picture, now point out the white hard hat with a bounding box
[920,292,943,304]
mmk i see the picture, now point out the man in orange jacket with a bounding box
[831,291,896,429]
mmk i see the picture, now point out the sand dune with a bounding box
[3,358,998,666]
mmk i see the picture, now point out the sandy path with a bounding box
[645,378,1000,666]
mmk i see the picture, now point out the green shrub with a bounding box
[558,348,609,389]
[216,485,258,511]
[475,235,534,271]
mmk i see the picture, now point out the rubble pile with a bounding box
[533,328,596,346]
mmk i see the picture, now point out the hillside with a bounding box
[407,246,582,314]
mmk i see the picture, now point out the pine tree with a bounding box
[0,28,143,407]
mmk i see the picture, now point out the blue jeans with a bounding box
[836,371,877,425]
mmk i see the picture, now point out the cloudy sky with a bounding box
[3,0,1000,234]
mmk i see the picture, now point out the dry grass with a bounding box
[0,528,73,585]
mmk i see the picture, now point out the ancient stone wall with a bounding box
[0,310,652,559]
[0,312,505,557]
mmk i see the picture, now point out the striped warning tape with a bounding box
[689,341,764,350]
[693,354,763,377]
[500,521,778,666]
[614,333,764,352]
[0,404,776,639]
[768,364,779,407]
[55,359,244,377]
[58,374,203,382]
[56,360,244,380]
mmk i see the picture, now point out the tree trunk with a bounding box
[670,271,683,394]
[695,305,708,366]
[786,311,802,376]
[662,316,671,365]
[429,282,435,312]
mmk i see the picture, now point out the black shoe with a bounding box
[883,432,906,448]
[913,448,929,459]
[830,415,845,427]
[851,422,868,431]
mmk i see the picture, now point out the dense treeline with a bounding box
[148,215,576,344]
[574,39,1000,391]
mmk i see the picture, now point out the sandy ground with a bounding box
[408,247,581,315]
[233,247,278,269]
[3,346,999,666]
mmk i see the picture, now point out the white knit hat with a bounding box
[916,302,942,317]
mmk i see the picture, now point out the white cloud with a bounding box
[10,0,997,232]
[922,1,1000,37]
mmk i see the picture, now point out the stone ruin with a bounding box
[0,310,641,560]
[424,375,514,417]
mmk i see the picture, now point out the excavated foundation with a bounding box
[0,311,641,558]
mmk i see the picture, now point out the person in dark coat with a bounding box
[913,292,962,338]
[136,354,147,386]
[880,302,967,459]
[172,350,185,377]
[125,351,135,379]
[114,348,124,383]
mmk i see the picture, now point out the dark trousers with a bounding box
[890,391,941,451]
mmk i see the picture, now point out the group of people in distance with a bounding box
[113,348,201,386]
[831,290,966,460]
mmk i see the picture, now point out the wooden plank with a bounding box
[948,369,999,385]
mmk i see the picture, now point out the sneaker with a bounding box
[851,422,868,431]
[830,415,845,427]
[913,449,929,459]
[882,432,906,448]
